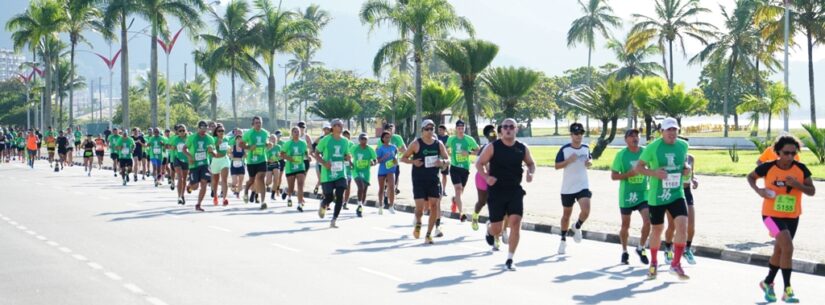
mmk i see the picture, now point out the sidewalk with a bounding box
[25,150,825,273]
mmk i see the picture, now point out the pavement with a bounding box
[2,159,825,305]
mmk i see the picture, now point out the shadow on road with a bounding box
[416,251,492,265]
[244,226,321,237]
[571,280,681,304]
[335,236,468,255]
[553,264,648,283]
[397,269,506,292]
[516,254,567,267]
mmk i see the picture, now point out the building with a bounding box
[0,49,26,81]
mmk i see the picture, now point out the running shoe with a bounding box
[170,183,175,191]
[330,219,338,229]
[297,202,303,212]
[250,191,257,203]
[270,191,275,200]
[195,204,204,212]
[222,198,229,206]
[243,193,249,203]
[424,234,433,245]
[471,213,479,231]
[494,236,501,251]
[126,174,130,182]
[177,197,184,205]
[266,186,272,193]
[378,206,383,215]
[281,190,287,200]
[312,186,319,195]
[647,266,657,280]
[450,197,457,213]
[621,252,630,265]
[388,205,395,214]
[782,287,799,303]
[343,203,349,210]
[287,199,293,207]
[558,240,567,255]
[664,248,674,265]
[459,214,467,223]
[318,204,326,219]
[685,248,696,265]
[485,223,495,246]
[413,223,421,239]
[759,281,777,303]
[434,227,444,238]
[395,188,400,195]
[356,205,363,218]
[502,228,509,244]
[383,197,389,209]
[636,247,650,265]
[669,265,690,280]
[572,227,583,243]
[213,197,218,206]
[505,259,516,271]
[260,203,267,210]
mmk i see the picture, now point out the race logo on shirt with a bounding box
[659,188,672,201]
[333,145,342,157]
[665,153,676,170]
[256,137,262,145]
[627,192,639,204]
[293,147,299,155]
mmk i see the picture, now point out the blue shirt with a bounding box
[376,145,398,176]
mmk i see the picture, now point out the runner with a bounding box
[663,137,699,265]
[350,132,377,217]
[376,131,398,215]
[116,132,136,186]
[229,133,246,199]
[554,122,593,254]
[610,129,651,265]
[0,131,5,164]
[242,116,271,210]
[634,117,691,280]
[73,127,82,157]
[45,131,56,167]
[757,134,800,166]
[445,119,480,222]
[313,119,351,228]
[132,128,147,181]
[183,120,216,212]
[382,123,407,197]
[25,130,37,168]
[107,128,121,176]
[210,124,231,206]
[748,135,815,303]
[172,125,190,204]
[476,118,535,271]
[65,128,75,166]
[35,128,42,158]
[275,130,287,201]
[437,124,450,197]
[401,119,450,244]
[311,123,331,195]
[163,129,174,187]
[147,128,167,187]
[341,129,353,211]
[265,133,282,203]
[297,121,314,193]
[56,130,69,171]
[280,127,307,211]
[471,125,499,231]
[94,135,106,169]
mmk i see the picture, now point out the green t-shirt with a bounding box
[350,144,377,181]
[282,139,308,174]
[639,138,689,206]
[108,135,122,157]
[44,130,56,138]
[611,147,648,208]
[215,135,231,156]
[243,129,270,165]
[117,137,135,159]
[446,135,479,169]
[267,142,282,163]
[170,135,188,161]
[73,131,82,142]
[317,135,351,183]
[147,136,167,159]
[186,134,216,167]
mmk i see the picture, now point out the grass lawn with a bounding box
[529,146,825,180]
[529,127,808,139]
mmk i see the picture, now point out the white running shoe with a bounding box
[573,228,583,243]
[502,228,509,244]
[558,240,567,255]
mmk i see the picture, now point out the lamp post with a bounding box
[158,28,184,130]
[17,71,35,130]
[92,47,122,130]
[279,64,289,129]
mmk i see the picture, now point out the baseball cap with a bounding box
[569,123,585,134]
[421,119,435,129]
[660,117,680,130]
[297,121,306,128]
[274,130,282,136]
[323,122,332,129]
[331,119,344,127]
[624,129,640,137]
[455,119,465,127]
[358,132,368,140]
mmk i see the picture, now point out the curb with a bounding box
[35,156,825,276]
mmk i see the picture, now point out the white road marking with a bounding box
[145,297,169,305]
[35,182,44,186]
[25,230,36,235]
[123,283,145,294]
[358,267,404,282]
[458,244,488,252]
[272,243,301,253]
[9,221,18,225]
[46,241,59,247]
[98,196,110,200]
[208,225,232,233]
[1,217,8,221]
[36,235,47,240]
[87,262,104,270]
[16,225,26,230]
[73,191,83,195]
[104,271,123,281]
[372,227,400,235]
[72,254,88,261]
[58,247,72,253]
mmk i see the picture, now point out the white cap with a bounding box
[660,117,680,130]
[421,119,435,129]
[322,122,331,129]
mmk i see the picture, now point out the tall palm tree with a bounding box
[630,0,717,88]
[690,0,759,137]
[253,0,317,130]
[102,0,140,130]
[481,66,541,120]
[360,0,474,135]
[567,0,622,85]
[308,97,361,121]
[199,0,264,126]
[64,0,106,128]
[6,0,66,130]
[607,32,664,80]
[291,4,330,121]
[54,58,87,127]
[135,0,204,128]
[194,46,222,121]
[435,39,498,141]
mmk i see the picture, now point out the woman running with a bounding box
[56,131,69,171]
[172,125,190,205]
[350,132,377,217]
[376,131,398,214]
[210,124,231,206]
[82,134,95,175]
[471,125,499,231]
[94,135,106,169]
[230,133,246,198]
[281,127,308,211]
[265,133,282,202]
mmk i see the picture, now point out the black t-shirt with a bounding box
[133,135,145,150]
[56,136,68,150]
[83,140,95,151]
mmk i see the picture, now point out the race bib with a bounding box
[176,143,185,152]
[121,147,130,155]
[663,173,681,189]
[220,142,229,151]
[773,195,797,213]
[628,175,645,184]
[456,153,469,163]
[153,148,161,155]
[292,156,303,163]
[356,160,370,169]
[424,155,438,168]
[195,152,206,161]
[385,159,395,169]
[292,163,301,170]
[331,161,344,173]
[232,160,243,167]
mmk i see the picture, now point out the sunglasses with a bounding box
[781,151,797,156]
[501,125,516,130]
[177,130,185,133]
[216,129,225,133]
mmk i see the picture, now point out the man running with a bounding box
[554,122,592,254]
[132,128,147,181]
[183,121,216,212]
[25,130,38,168]
[45,131,56,167]
[445,119,479,222]
[73,127,82,157]
[116,132,136,185]
[748,136,815,303]
[313,119,351,228]
[56,131,69,171]
[297,121,314,191]
[243,116,271,210]
[610,129,651,265]
[664,137,699,265]
[476,118,535,271]
[350,133,377,217]
[265,133,282,203]
[383,123,407,198]
[281,126,308,211]
[634,117,691,280]
[172,125,190,204]
[65,128,75,166]
[107,128,121,176]
[147,128,167,187]
[401,119,449,244]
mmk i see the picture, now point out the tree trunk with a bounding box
[661,45,669,87]
[69,41,76,127]
[807,28,817,127]
[210,91,217,122]
[268,62,277,130]
[644,114,652,140]
[585,46,592,137]
[750,114,759,137]
[231,70,238,127]
[150,19,159,128]
[463,79,480,142]
[668,39,674,88]
[591,118,610,159]
[120,16,130,130]
[43,42,52,130]
[553,110,560,135]
[414,35,424,137]
[723,54,738,137]
[767,112,773,139]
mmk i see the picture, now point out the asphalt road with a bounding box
[1,160,823,305]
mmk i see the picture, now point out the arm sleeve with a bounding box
[610,151,623,172]
[754,162,773,178]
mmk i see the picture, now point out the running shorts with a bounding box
[412,179,441,200]
[620,201,649,216]
[119,159,133,168]
[174,158,189,170]
[561,189,592,208]
[649,198,688,225]
[321,178,347,194]
[762,216,799,239]
[449,166,470,187]
[247,162,267,177]
[474,172,488,191]
[210,156,230,173]
[487,185,525,222]
[189,165,211,183]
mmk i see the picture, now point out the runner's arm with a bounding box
[634,160,666,179]
[400,141,419,165]
[475,143,494,179]
[523,145,536,182]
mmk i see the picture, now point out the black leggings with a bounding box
[322,180,347,220]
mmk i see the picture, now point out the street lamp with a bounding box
[278,64,289,130]
[91,47,122,130]
[158,28,185,130]
[16,70,35,130]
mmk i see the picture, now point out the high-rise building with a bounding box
[0,49,27,81]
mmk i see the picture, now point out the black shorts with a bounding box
[561,189,592,207]
[47,147,54,153]
[684,186,694,206]
[0,145,4,152]
[230,164,245,176]
[174,159,189,170]
[110,153,118,160]
[441,167,449,175]
[649,198,688,225]
[304,159,310,171]
[279,160,285,172]
[267,162,281,172]
[95,151,104,157]
[762,216,799,239]
[189,165,211,183]
[74,141,81,147]
[134,150,145,160]
[58,149,68,155]
[322,178,347,194]
[247,162,267,177]
[488,185,525,222]
[412,179,441,200]
[162,157,169,165]
[449,166,470,187]
[286,170,306,178]
[119,159,133,168]
[620,201,649,215]
[67,147,74,151]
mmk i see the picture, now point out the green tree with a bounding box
[607,32,664,80]
[54,59,86,128]
[434,38,498,141]
[481,66,540,120]
[308,97,361,121]
[738,82,799,138]
[194,46,222,121]
[518,75,560,136]
[290,3,330,121]
[629,76,668,139]
[360,0,474,136]
[568,77,633,159]
[102,0,142,130]
[653,84,708,127]
[567,0,621,85]
[421,80,461,125]
[64,0,106,127]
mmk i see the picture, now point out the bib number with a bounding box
[331,161,344,173]
[385,159,395,169]
[628,175,645,184]
[195,152,206,161]
[773,195,797,213]
[424,156,438,168]
[456,153,469,163]
[232,160,243,167]
[153,148,161,155]
[663,173,681,189]
[121,148,130,155]
[292,156,303,163]
[220,142,229,151]
[356,160,370,169]
[177,143,185,152]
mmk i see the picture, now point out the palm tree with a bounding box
[568,77,633,158]
[292,3,330,121]
[102,0,141,130]
[653,84,708,126]
[690,0,759,137]
[360,0,474,136]
[630,0,717,87]
[135,0,204,128]
[738,83,799,138]
[630,76,669,139]
[434,39,498,141]
[481,66,541,120]
[64,0,106,128]
[567,0,622,85]
[54,58,87,127]
[6,0,66,130]
[607,32,664,80]
[194,46,222,121]
[308,96,362,121]
[199,0,264,126]
[421,80,462,125]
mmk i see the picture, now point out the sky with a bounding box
[1,0,823,121]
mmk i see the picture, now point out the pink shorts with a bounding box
[475,172,488,191]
